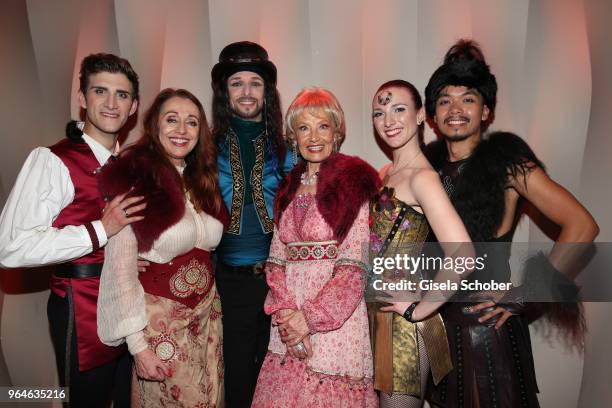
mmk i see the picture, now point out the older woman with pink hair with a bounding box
[252,88,379,407]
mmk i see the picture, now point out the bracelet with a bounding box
[403,302,420,323]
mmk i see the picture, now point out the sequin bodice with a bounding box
[370,186,430,259]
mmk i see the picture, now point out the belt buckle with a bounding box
[253,262,265,278]
[462,305,476,315]
[462,305,496,315]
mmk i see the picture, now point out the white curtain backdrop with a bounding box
[1,0,610,406]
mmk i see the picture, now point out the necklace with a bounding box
[300,171,319,185]
[388,150,422,176]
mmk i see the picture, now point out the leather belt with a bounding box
[443,302,500,327]
[217,261,265,278]
[54,263,103,279]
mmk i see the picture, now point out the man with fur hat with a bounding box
[423,40,598,407]
[211,41,293,407]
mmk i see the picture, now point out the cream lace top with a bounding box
[97,196,223,355]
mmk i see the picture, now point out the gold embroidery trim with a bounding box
[228,131,244,234]
[252,136,274,233]
[169,258,211,299]
[286,241,339,261]
[150,332,178,362]
[267,256,287,267]
[335,258,368,271]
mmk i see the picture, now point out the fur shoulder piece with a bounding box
[448,131,544,241]
[275,153,381,243]
[317,154,381,241]
[485,131,545,174]
[423,139,447,170]
[98,146,185,252]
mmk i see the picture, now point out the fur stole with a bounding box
[425,131,543,241]
[274,153,381,243]
[98,146,186,253]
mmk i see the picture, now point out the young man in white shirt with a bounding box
[0,53,144,407]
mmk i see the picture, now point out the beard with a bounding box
[230,98,263,120]
[443,131,472,143]
[438,116,482,143]
[234,108,262,120]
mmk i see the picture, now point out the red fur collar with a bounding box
[274,153,381,243]
[98,147,186,252]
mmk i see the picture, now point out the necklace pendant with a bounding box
[300,171,319,186]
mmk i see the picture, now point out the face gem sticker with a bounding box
[377,91,392,105]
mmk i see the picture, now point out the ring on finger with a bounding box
[295,342,306,353]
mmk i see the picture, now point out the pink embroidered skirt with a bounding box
[252,352,377,408]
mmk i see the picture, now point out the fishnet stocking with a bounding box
[379,328,430,408]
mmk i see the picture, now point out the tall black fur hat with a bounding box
[211,41,277,87]
[425,39,497,119]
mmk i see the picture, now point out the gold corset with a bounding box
[370,188,430,257]
[369,187,452,395]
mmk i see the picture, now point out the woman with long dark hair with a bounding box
[97,88,227,406]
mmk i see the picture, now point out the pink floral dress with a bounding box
[252,194,378,407]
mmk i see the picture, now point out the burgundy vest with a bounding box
[48,138,126,372]
[50,138,105,262]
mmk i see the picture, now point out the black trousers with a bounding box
[216,263,271,408]
[47,289,131,408]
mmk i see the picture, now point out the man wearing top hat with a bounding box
[211,41,293,407]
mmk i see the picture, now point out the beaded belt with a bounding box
[286,240,339,262]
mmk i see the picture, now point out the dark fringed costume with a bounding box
[424,132,583,408]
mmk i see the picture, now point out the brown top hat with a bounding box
[211,41,277,86]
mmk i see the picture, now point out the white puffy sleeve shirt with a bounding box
[0,133,110,268]
[97,195,224,355]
